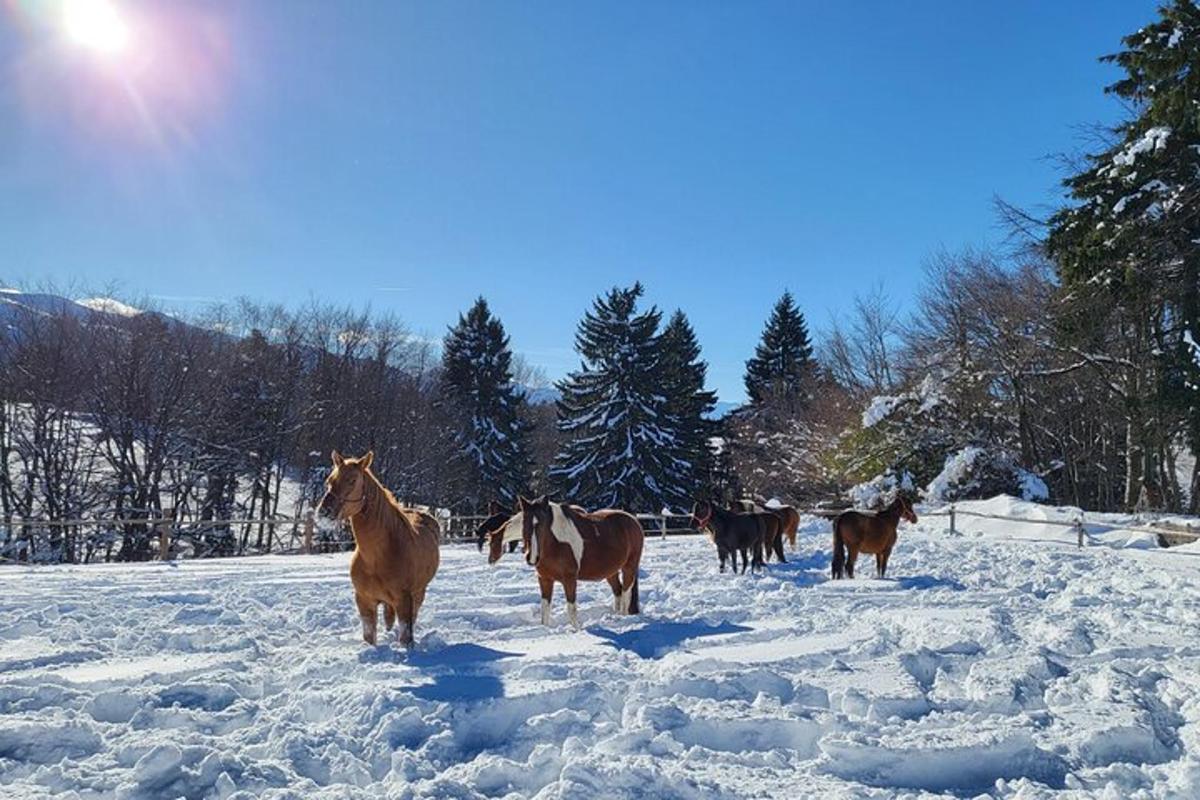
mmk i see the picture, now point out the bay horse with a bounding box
[830,494,917,579]
[691,499,766,574]
[735,499,802,553]
[318,450,440,646]
[488,496,643,628]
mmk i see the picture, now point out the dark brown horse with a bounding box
[488,496,643,627]
[831,495,917,579]
[731,500,789,563]
[318,450,440,646]
[692,500,766,574]
[475,501,519,553]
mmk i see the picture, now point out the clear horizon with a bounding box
[1,0,1159,401]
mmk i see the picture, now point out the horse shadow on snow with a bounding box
[590,619,751,659]
[361,642,520,703]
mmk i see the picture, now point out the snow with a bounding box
[4,511,1200,798]
[75,297,142,317]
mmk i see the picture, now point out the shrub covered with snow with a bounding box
[924,446,1048,504]
[847,471,915,510]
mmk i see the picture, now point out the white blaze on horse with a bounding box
[488,496,643,628]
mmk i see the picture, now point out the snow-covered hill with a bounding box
[3,508,1199,798]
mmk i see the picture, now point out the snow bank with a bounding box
[3,512,1200,797]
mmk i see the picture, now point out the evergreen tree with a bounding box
[657,310,718,509]
[551,283,684,510]
[744,291,815,408]
[1046,0,1200,509]
[441,298,532,509]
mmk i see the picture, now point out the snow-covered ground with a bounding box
[3,503,1200,798]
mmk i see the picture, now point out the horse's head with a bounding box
[518,495,552,567]
[895,494,918,524]
[318,450,373,520]
[485,525,509,564]
[690,499,714,531]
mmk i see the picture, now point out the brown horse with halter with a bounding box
[318,450,440,646]
[488,496,643,628]
[830,494,917,579]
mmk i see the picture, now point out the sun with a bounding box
[62,0,130,55]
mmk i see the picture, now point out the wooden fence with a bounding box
[2,504,1196,565]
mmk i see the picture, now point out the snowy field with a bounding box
[3,501,1200,799]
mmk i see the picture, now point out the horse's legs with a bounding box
[384,605,396,631]
[607,575,622,611]
[738,548,748,574]
[394,592,415,646]
[880,548,892,578]
[773,531,787,563]
[720,546,730,573]
[845,546,859,579]
[354,593,378,646]
[538,574,554,626]
[875,553,884,579]
[562,577,580,629]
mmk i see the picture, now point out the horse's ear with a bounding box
[361,450,374,470]
[331,450,345,467]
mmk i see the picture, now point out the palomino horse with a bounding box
[318,450,440,646]
[488,496,643,628]
[735,499,802,553]
[830,494,917,579]
[692,499,766,574]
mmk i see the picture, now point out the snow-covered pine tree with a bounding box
[441,297,533,509]
[1046,0,1200,510]
[744,291,816,409]
[551,283,684,511]
[657,310,717,510]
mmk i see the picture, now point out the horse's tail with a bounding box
[831,515,846,579]
[786,508,799,549]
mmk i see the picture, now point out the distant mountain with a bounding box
[516,385,560,406]
[708,401,741,420]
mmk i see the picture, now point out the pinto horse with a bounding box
[692,500,766,574]
[488,496,643,628]
[830,495,917,579]
[318,450,440,646]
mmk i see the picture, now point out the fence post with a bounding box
[1075,514,1085,548]
[660,515,667,540]
[949,504,957,537]
[157,510,173,561]
[304,510,314,555]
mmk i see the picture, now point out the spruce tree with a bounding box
[551,283,684,510]
[744,290,815,408]
[441,297,532,508]
[657,310,718,509]
[1046,0,1200,509]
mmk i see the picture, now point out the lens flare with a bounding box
[62,0,129,54]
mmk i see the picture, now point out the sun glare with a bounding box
[62,0,130,55]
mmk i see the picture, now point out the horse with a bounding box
[731,500,789,563]
[475,501,519,554]
[734,499,802,553]
[318,450,440,647]
[691,499,766,574]
[487,496,643,628]
[830,494,917,580]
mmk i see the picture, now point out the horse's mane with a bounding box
[361,468,422,539]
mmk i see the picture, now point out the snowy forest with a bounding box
[3,0,1200,546]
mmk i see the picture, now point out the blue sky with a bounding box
[1,0,1159,401]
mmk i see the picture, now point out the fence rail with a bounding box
[3,503,1198,565]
